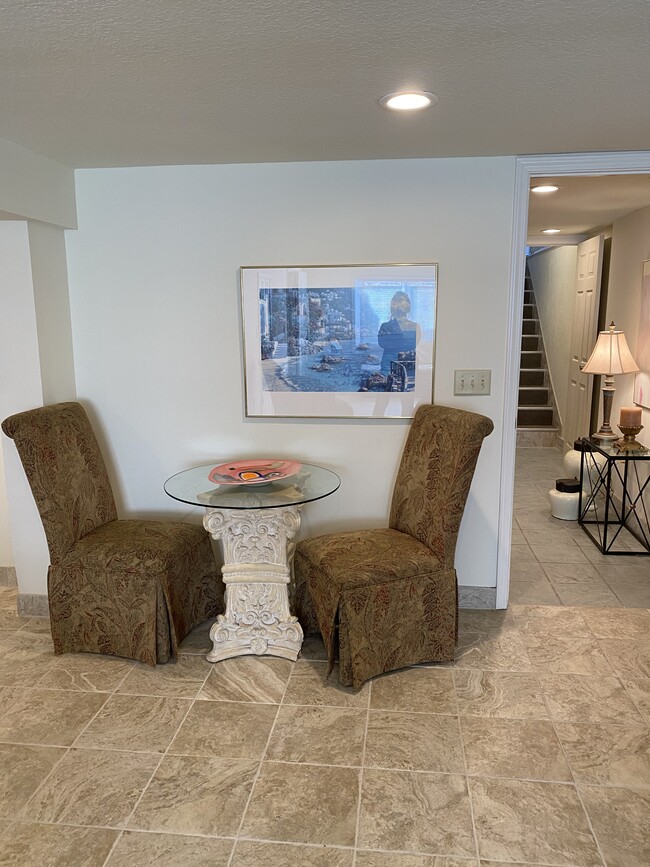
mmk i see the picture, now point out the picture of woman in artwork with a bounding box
[377,290,420,374]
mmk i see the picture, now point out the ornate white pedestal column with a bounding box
[202,505,304,663]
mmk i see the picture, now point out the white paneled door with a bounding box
[563,234,604,450]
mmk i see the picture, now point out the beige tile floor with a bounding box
[0,582,649,867]
[511,447,650,608]
[0,448,648,866]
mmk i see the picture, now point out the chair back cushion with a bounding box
[389,404,493,566]
[1,402,117,563]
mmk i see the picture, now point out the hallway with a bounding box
[511,447,650,608]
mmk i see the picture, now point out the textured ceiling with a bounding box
[1,0,649,168]
[528,174,650,237]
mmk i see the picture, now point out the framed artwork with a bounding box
[241,263,437,418]
[633,259,650,410]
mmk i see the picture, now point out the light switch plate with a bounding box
[454,369,491,395]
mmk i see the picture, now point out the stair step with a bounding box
[517,407,554,427]
[519,387,550,406]
[521,335,539,351]
[516,427,560,445]
[520,351,542,369]
[519,282,554,428]
[520,369,545,387]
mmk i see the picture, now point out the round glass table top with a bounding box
[164,461,341,510]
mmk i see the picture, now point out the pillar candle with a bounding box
[619,406,642,426]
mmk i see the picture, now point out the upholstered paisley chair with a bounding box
[293,404,494,688]
[1,402,222,665]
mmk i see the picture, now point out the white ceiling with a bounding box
[1,0,649,169]
[3,0,649,235]
[528,174,650,239]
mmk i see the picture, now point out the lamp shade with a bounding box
[582,321,640,376]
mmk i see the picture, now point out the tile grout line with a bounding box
[225,654,295,867]
[3,815,237,838]
[12,658,134,829]
[99,656,214,867]
[538,667,609,867]
[452,670,481,865]
[616,675,650,726]
[351,676,371,867]
[201,757,650,788]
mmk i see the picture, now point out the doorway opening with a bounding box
[497,152,650,608]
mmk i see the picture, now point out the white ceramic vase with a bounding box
[549,488,580,520]
[563,443,607,485]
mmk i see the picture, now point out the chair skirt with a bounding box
[294,545,457,688]
[48,522,222,665]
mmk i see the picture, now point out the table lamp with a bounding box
[582,321,639,442]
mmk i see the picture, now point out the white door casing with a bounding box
[563,235,604,450]
[498,151,650,610]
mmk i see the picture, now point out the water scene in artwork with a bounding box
[259,279,435,393]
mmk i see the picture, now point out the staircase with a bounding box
[517,273,559,443]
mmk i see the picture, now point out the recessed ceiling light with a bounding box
[380,91,438,111]
[542,228,562,234]
[531,184,559,193]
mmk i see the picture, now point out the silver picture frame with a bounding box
[241,263,438,419]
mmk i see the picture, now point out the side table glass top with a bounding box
[164,462,340,510]
[581,437,649,459]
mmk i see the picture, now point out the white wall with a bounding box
[0,220,77,577]
[0,436,12,568]
[0,135,76,228]
[66,157,517,594]
[0,138,77,577]
[527,245,577,429]
[0,222,77,583]
[0,223,50,590]
[28,221,77,404]
[606,203,650,441]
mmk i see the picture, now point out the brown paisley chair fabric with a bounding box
[294,404,494,688]
[1,402,222,665]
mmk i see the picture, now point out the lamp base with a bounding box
[590,429,619,443]
[590,383,618,443]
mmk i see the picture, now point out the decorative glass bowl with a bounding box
[208,459,302,486]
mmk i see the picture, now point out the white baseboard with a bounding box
[17,593,50,617]
[458,586,496,609]
[16,587,497,618]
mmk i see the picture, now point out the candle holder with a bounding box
[615,424,647,452]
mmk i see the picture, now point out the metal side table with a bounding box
[578,438,650,555]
